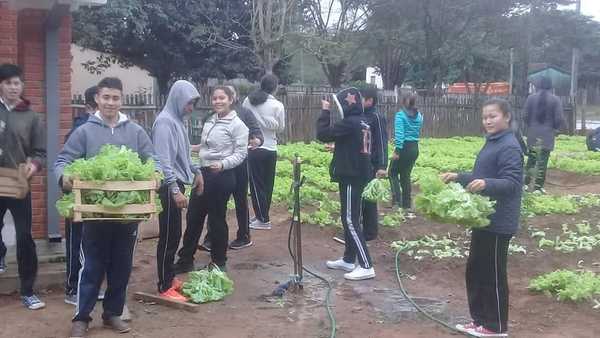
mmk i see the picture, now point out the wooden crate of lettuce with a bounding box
[56,145,162,222]
[0,164,29,199]
[72,180,158,222]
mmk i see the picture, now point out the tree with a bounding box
[300,0,370,88]
[73,0,259,94]
[250,0,300,74]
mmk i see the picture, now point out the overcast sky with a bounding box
[582,0,600,21]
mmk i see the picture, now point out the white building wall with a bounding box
[71,44,155,97]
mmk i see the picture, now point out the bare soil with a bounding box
[0,169,599,338]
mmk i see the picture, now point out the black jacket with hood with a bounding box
[316,88,372,183]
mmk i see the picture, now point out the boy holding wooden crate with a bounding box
[54,77,158,338]
[0,63,46,310]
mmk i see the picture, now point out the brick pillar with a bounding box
[15,10,73,239]
[0,4,18,63]
[18,9,48,238]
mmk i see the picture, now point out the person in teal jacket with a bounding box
[389,94,423,212]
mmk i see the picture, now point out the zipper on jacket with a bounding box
[204,121,219,145]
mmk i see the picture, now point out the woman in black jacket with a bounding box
[442,98,523,337]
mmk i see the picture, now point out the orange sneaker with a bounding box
[159,287,188,302]
[172,277,184,291]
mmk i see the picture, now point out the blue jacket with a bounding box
[395,110,423,150]
[457,130,524,235]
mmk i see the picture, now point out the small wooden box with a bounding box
[72,180,158,222]
[0,164,29,199]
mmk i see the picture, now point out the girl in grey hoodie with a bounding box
[176,86,248,271]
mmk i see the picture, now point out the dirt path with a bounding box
[1,171,599,337]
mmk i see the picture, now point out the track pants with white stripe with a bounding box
[466,229,512,333]
[339,181,372,269]
[74,222,138,322]
[156,183,185,293]
[65,219,83,296]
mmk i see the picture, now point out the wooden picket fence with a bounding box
[72,92,575,143]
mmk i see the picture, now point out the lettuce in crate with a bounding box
[56,144,162,218]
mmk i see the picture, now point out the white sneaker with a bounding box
[250,219,272,230]
[326,258,355,272]
[344,266,375,281]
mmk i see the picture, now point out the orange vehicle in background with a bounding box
[447,82,510,96]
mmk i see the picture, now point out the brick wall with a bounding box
[0,4,18,63]
[1,3,73,239]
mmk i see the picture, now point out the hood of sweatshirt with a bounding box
[333,87,364,119]
[162,80,200,120]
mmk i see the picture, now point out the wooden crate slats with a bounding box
[72,179,158,222]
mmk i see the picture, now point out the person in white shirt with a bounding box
[242,74,285,230]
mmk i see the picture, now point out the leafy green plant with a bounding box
[415,174,495,228]
[529,270,600,302]
[391,234,465,260]
[56,145,161,219]
[381,210,405,228]
[362,179,390,202]
[182,269,234,303]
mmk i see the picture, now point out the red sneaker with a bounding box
[455,322,477,333]
[468,326,508,337]
[172,277,184,291]
[159,287,188,302]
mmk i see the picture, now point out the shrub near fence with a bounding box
[73,92,575,143]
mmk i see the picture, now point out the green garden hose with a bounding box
[394,250,477,337]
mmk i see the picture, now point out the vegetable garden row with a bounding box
[274,135,600,309]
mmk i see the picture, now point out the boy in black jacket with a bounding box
[317,88,375,281]
[361,88,388,240]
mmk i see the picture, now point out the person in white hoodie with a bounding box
[175,86,248,272]
[243,74,285,230]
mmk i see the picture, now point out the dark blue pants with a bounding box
[74,222,138,322]
[65,220,83,295]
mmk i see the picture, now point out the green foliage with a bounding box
[391,234,465,260]
[529,270,600,302]
[381,210,406,228]
[362,179,390,202]
[56,193,75,218]
[182,269,234,304]
[522,193,600,217]
[415,174,496,228]
[56,145,161,219]
[532,222,600,253]
[73,0,258,93]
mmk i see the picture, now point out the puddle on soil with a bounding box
[348,286,469,325]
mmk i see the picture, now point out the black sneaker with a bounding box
[173,260,195,275]
[198,239,212,252]
[0,256,6,273]
[229,238,253,250]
